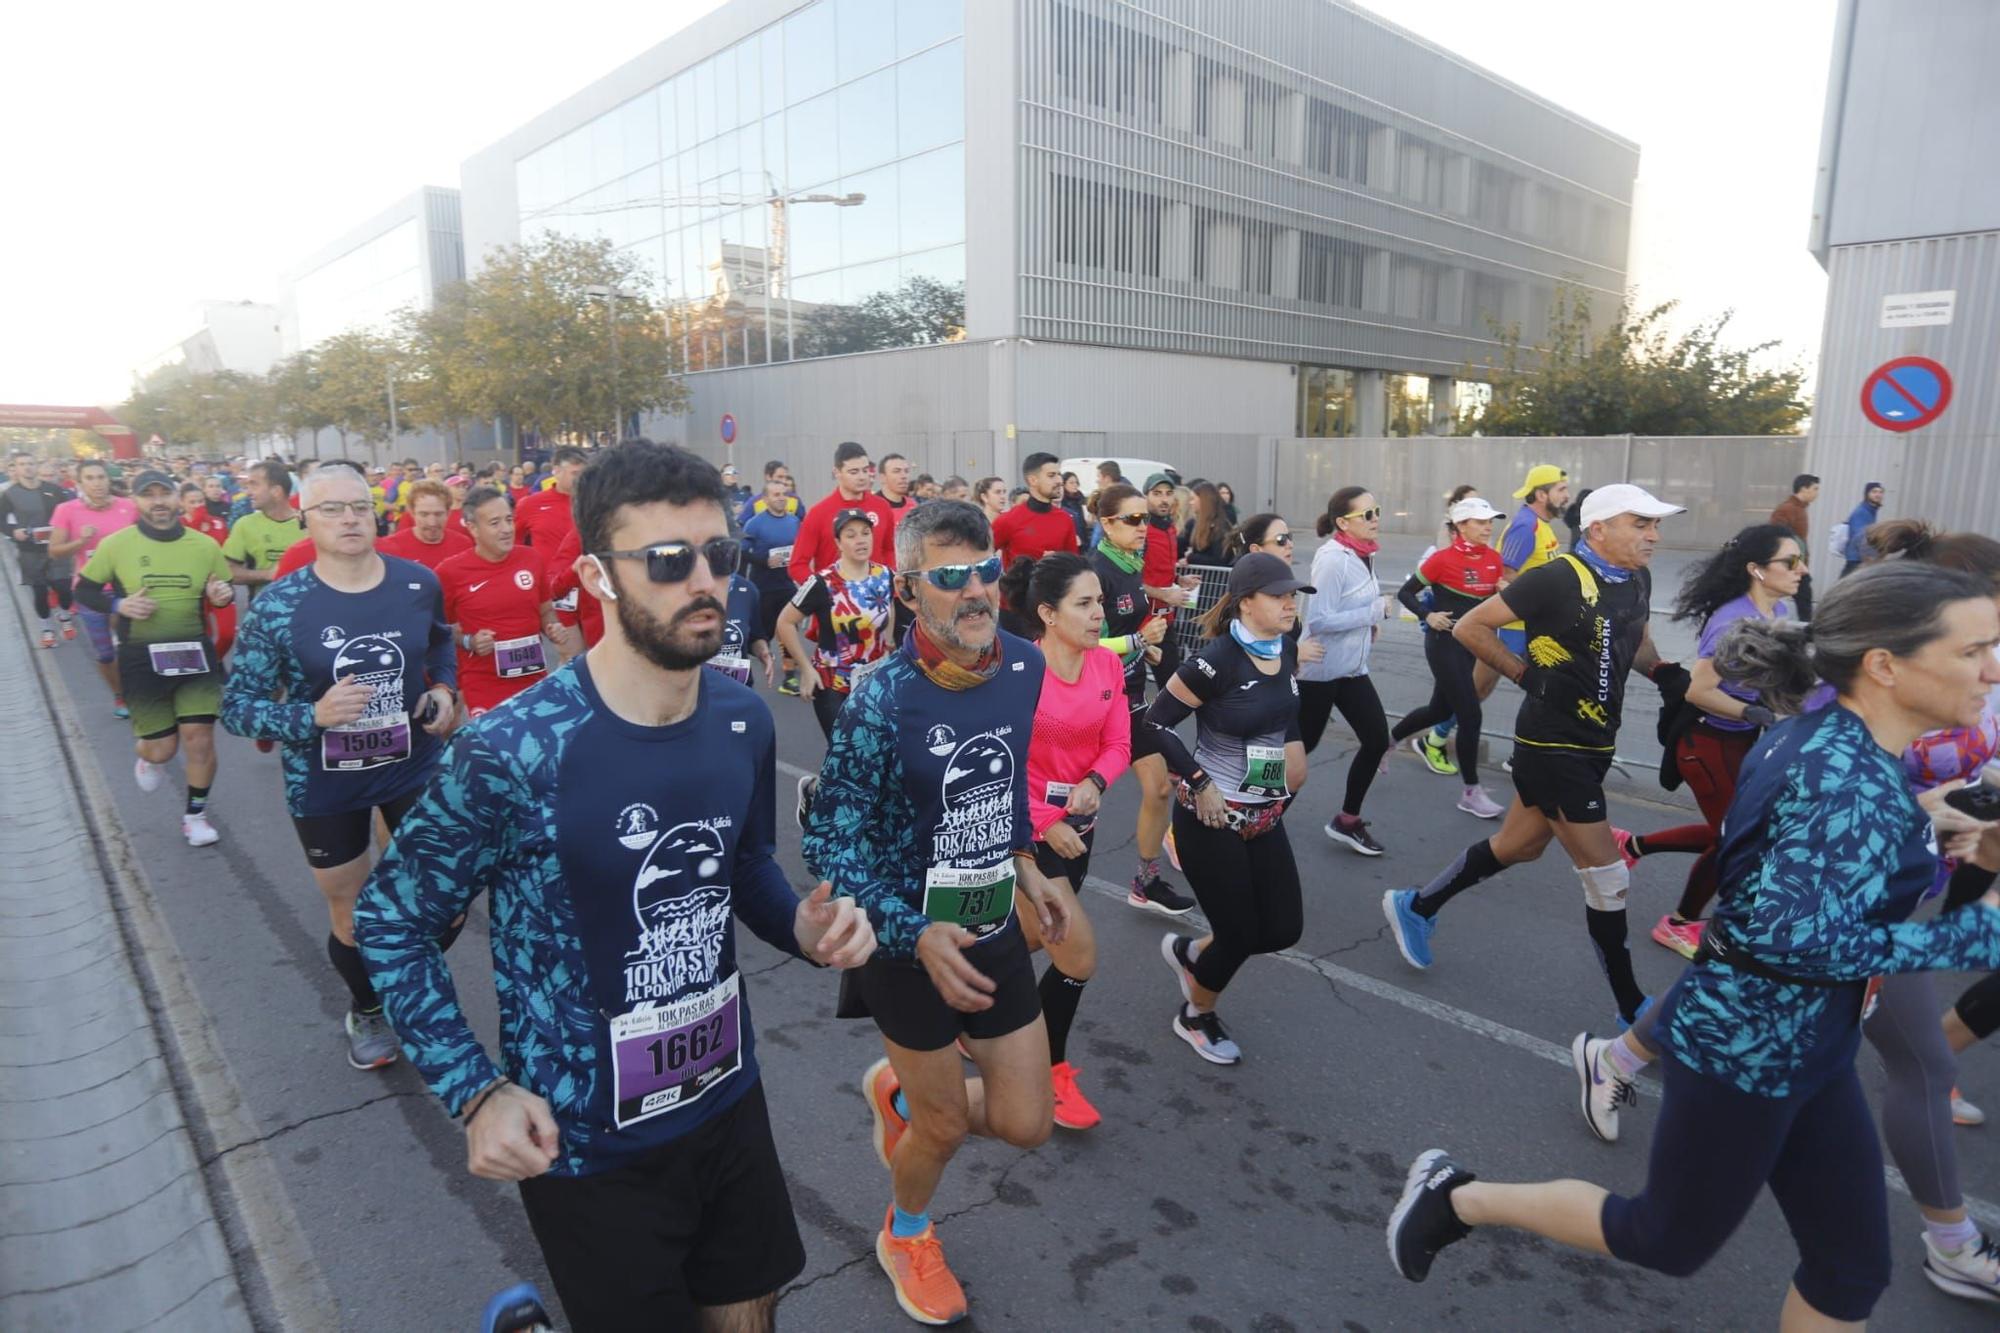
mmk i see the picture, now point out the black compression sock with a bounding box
[327,934,380,1012]
[1585,908,1647,1022]
[185,784,211,815]
[1412,840,1503,918]
[1038,964,1088,1065]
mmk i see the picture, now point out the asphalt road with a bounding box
[43,588,2000,1332]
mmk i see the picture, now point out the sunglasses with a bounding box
[1266,532,1294,546]
[906,555,1003,590]
[1345,507,1382,522]
[1106,513,1149,528]
[597,537,742,584]
[1766,554,1807,571]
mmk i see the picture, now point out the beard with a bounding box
[614,591,726,672]
[921,595,996,652]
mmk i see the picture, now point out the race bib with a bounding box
[147,641,210,677]
[846,652,889,691]
[1241,744,1290,800]
[552,589,579,613]
[29,526,52,543]
[1045,780,1074,805]
[494,634,547,678]
[922,862,1016,940]
[706,654,753,685]
[322,711,411,772]
[768,544,794,566]
[609,974,742,1129]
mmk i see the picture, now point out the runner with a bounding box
[3,454,74,648]
[73,469,236,846]
[1771,473,1819,618]
[740,466,803,695]
[48,460,140,713]
[221,465,462,1071]
[1000,551,1130,1130]
[707,566,775,689]
[802,499,1068,1327]
[1623,524,1802,959]
[875,452,917,551]
[1388,560,2000,1328]
[436,486,575,716]
[991,452,1080,569]
[1391,496,1507,819]
[180,482,237,658]
[545,524,608,651]
[1143,552,1308,1064]
[1382,484,1685,1028]
[272,462,376,580]
[514,446,586,633]
[355,439,875,1332]
[773,507,895,742]
[789,441,896,583]
[1301,488,1395,855]
[376,480,474,572]
[1088,484,1195,916]
[222,460,305,599]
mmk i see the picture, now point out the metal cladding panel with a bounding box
[1805,231,2000,540]
[1013,340,1292,434]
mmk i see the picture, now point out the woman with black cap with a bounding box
[1144,551,1311,1065]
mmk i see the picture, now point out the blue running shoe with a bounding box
[1383,889,1435,969]
[483,1282,554,1333]
[1614,995,1655,1034]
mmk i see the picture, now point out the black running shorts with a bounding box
[1032,825,1095,890]
[516,1081,806,1329]
[1508,746,1616,825]
[289,787,425,869]
[856,927,1041,1052]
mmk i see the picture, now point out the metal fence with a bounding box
[1168,563,1235,661]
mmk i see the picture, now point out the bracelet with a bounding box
[461,1078,509,1127]
[1186,771,1213,795]
[1083,770,1108,794]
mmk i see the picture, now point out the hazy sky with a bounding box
[0,0,1837,406]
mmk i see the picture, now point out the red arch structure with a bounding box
[0,404,140,459]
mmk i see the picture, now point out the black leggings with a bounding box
[1390,631,1482,785]
[1170,804,1303,995]
[1296,674,1390,817]
[811,684,848,741]
[28,578,73,620]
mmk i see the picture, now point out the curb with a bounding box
[8,580,338,1332]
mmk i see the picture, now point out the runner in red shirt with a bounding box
[788,441,897,583]
[181,483,236,657]
[515,446,586,631]
[435,485,576,714]
[545,522,605,648]
[991,451,1080,569]
[376,480,473,573]
[874,451,918,556]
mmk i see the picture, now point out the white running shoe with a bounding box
[1457,784,1504,819]
[1571,1033,1637,1144]
[134,758,163,793]
[181,812,220,847]
[1924,1230,2000,1304]
[1953,1087,1986,1126]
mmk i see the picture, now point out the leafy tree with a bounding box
[1456,285,1808,437]
[268,352,334,458]
[310,331,399,463]
[797,276,966,358]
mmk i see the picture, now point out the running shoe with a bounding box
[1953,1087,1986,1127]
[1501,756,1514,775]
[254,738,276,754]
[1651,914,1704,960]
[1127,875,1196,917]
[778,672,800,697]
[1382,889,1435,969]
[864,1057,907,1169]
[1163,827,1181,872]
[181,812,220,847]
[795,774,817,833]
[1386,1148,1475,1282]
[1324,813,1385,856]
[112,697,129,720]
[1456,784,1504,819]
[482,1282,555,1333]
[1571,1032,1637,1144]
[134,757,162,793]
[38,628,55,648]
[876,1207,968,1325]
[1612,827,1639,868]
[344,1009,399,1070]
[1172,1006,1241,1065]
[1159,932,1196,1004]
[58,612,76,641]
[1050,1061,1101,1130]
[1925,1230,2000,1304]
[1412,732,1457,776]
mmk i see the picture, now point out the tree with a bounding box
[1456,285,1809,437]
[393,283,477,465]
[310,331,399,463]
[269,352,333,458]
[797,276,966,358]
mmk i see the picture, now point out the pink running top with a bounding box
[1028,646,1132,838]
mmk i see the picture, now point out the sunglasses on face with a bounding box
[597,537,742,584]
[1346,507,1382,522]
[907,555,1003,590]
[1106,513,1149,528]
[1266,532,1294,546]
[1766,554,1807,571]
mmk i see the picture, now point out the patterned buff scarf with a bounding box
[908,615,1004,690]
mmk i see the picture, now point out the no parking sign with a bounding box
[720,413,737,444]
[1859,357,1952,432]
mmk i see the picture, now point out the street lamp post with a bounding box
[584,284,642,443]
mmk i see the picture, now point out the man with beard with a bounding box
[222,465,461,1071]
[435,486,579,715]
[355,440,876,1333]
[803,499,1072,1326]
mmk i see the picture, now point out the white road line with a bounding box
[775,758,2000,1230]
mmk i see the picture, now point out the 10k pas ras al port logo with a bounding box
[619,813,736,1005]
[932,727,1016,863]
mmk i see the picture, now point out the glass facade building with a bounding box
[278,187,465,357]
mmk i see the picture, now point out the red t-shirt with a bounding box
[1142,520,1181,612]
[436,544,552,712]
[545,525,604,648]
[514,488,574,551]
[788,490,897,584]
[400,509,467,534]
[182,512,230,544]
[378,525,473,573]
[275,535,317,581]
[992,500,1080,569]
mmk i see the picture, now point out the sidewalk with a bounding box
[0,597,251,1330]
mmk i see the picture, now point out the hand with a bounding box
[9,528,24,543]
[205,577,233,607]
[1297,637,1326,664]
[1042,821,1087,860]
[464,1082,560,1181]
[418,686,459,737]
[767,549,785,569]
[1377,596,1394,621]
[794,881,876,968]
[1064,780,1100,819]
[1015,861,1069,945]
[1922,781,1996,861]
[1425,612,1454,632]
[916,922,997,1012]
[797,671,818,701]
[1139,616,1167,646]
[314,675,373,728]
[1195,783,1230,829]
[1740,704,1776,728]
[548,623,581,655]
[758,646,776,687]
[119,592,158,621]
[1144,644,1163,665]
[472,629,496,657]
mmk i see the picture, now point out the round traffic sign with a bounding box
[1859,356,1952,432]
[720,413,737,444]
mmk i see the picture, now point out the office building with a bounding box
[278,186,465,357]
[133,300,283,387]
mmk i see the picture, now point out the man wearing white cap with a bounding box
[1383,483,1685,1031]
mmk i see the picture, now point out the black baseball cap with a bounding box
[1227,552,1314,598]
[130,469,177,495]
[832,506,874,535]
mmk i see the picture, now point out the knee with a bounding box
[1259,908,1304,956]
[1578,862,1631,912]
[907,1104,970,1155]
[1139,766,1172,801]
[181,730,217,763]
[987,1101,1052,1151]
[1052,917,1096,978]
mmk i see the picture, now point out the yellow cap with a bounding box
[1512,464,1568,500]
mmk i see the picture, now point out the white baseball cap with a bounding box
[1580,483,1684,527]
[1448,496,1501,523]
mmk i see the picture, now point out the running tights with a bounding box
[810,685,848,742]
[1863,971,1962,1211]
[29,579,73,621]
[1601,1055,1889,1322]
[1294,674,1390,817]
[1668,725,1755,921]
[1391,631,1482,786]
[1170,805,1302,995]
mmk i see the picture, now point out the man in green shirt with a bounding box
[76,470,236,847]
[223,459,303,599]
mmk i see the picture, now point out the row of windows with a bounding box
[291,217,425,351]
[1298,366,1492,438]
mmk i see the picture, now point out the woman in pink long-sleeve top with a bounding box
[1000,552,1132,1132]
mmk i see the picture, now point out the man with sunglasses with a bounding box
[357,439,875,1332]
[803,499,1071,1326]
[435,486,575,716]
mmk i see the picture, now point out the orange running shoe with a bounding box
[1050,1061,1100,1130]
[876,1207,968,1325]
[864,1057,907,1169]
[1651,914,1703,961]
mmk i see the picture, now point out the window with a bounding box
[838,68,898,176]
[1383,373,1432,437]
[1299,234,1365,309]
[897,40,963,157]
[841,165,900,264]
[784,3,838,104]
[1052,175,1161,277]
[1299,367,1357,438]
[897,0,962,55]
[898,144,963,254]
[787,92,839,189]
[1303,101,1376,182]
[1050,2,1164,120]
[836,0,897,82]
